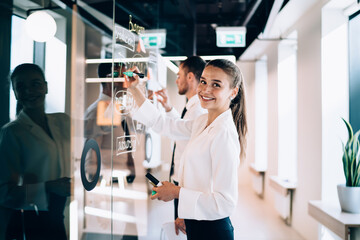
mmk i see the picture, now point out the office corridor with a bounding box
[143,183,305,240]
[232,186,304,240]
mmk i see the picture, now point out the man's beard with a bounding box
[178,85,188,95]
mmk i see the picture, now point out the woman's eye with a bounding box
[200,80,206,84]
[213,83,220,88]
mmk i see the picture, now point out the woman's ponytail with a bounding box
[230,78,247,161]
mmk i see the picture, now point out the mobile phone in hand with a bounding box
[145,173,162,195]
[145,173,160,186]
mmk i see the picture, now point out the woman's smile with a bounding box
[199,94,215,102]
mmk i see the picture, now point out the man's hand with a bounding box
[175,218,186,235]
[150,181,180,201]
[155,89,172,112]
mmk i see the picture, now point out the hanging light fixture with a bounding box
[25,11,57,42]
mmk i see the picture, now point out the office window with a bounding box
[349,10,360,132]
[277,32,297,183]
[10,15,34,120]
[44,31,67,113]
[10,15,67,116]
[254,56,268,170]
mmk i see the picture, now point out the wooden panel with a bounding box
[249,163,266,176]
[269,176,296,196]
[308,200,360,240]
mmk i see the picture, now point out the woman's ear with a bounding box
[231,87,239,99]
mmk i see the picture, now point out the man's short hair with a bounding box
[181,56,206,82]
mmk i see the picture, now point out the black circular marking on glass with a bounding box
[80,138,101,191]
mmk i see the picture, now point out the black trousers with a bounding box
[184,217,234,240]
[6,193,67,240]
[173,180,179,220]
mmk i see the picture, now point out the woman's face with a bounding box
[197,65,237,114]
[12,70,47,109]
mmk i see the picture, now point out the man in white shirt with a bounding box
[155,56,206,235]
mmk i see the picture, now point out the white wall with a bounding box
[254,59,268,171]
[238,0,331,239]
[265,44,280,209]
[292,3,323,239]
[237,62,255,187]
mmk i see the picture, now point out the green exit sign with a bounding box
[141,29,166,49]
[216,27,246,47]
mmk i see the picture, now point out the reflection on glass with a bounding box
[0,63,70,240]
[84,62,136,186]
[114,90,135,115]
[85,149,99,182]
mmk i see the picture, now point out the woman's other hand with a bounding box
[150,181,180,201]
[175,218,186,235]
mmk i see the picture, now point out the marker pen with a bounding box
[123,71,145,78]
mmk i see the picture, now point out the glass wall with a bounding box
[5,1,168,239]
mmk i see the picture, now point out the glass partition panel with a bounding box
[7,1,169,239]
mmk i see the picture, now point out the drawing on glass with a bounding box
[116,135,137,156]
[114,90,134,115]
[115,25,135,52]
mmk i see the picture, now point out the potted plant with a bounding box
[337,118,360,213]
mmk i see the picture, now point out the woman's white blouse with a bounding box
[0,112,70,211]
[133,100,240,220]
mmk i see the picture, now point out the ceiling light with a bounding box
[211,23,218,29]
[25,11,57,42]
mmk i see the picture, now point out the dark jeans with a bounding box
[184,217,234,240]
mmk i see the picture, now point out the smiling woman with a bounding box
[125,59,247,240]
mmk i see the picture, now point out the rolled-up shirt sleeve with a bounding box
[133,99,193,140]
[178,128,240,220]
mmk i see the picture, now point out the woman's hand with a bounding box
[125,66,146,107]
[150,181,180,201]
[124,66,140,90]
[175,218,186,235]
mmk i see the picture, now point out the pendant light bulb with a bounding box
[25,11,57,42]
